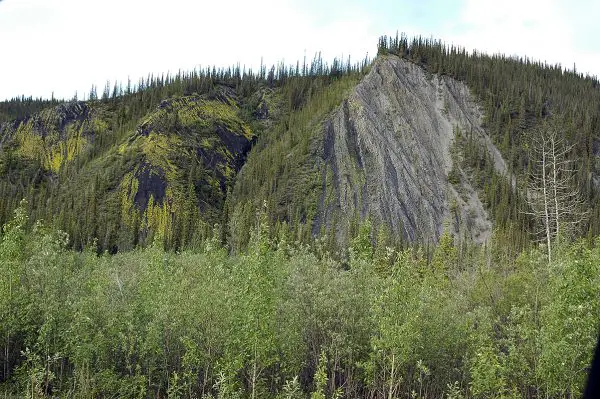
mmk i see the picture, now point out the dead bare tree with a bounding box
[526,121,587,262]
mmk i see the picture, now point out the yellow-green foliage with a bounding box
[118,164,188,243]
[48,132,88,173]
[200,138,211,148]
[15,123,45,162]
[91,117,109,133]
[117,142,128,154]
[140,132,183,175]
[12,106,106,172]
[143,191,177,242]
[141,95,252,140]
[119,171,140,227]
[188,99,252,139]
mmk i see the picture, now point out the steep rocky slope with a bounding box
[116,90,256,244]
[229,55,506,246]
[314,55,503,243]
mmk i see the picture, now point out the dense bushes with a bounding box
[0,205,598,398]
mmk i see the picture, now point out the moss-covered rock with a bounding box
[113,90,256,247]
[0,86,259,251]
[0,101,109,173]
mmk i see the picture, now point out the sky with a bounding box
[0,0,598,101]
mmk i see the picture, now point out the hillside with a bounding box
[0,78,280,251]
[0,61,369,252]
[228,40,600,251]
[1,36,600,253]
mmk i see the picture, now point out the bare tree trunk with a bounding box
[5,275,12,382]
[541,142,552,262]
[525,122,587,262]
[551,135,560,244]
[4,335,8,382]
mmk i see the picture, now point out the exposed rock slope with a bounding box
[315,55,502,243]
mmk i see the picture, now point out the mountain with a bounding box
[1,35,600,253]
[231,55,498,247]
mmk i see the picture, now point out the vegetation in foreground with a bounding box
[1,203,598,398]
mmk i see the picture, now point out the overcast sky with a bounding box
[0,0,598,100]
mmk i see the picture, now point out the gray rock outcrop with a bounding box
[315,55,503,244]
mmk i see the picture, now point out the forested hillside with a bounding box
[2,35,599,253]
[0,58,368,251]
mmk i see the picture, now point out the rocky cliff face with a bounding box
[315,55,503,243]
